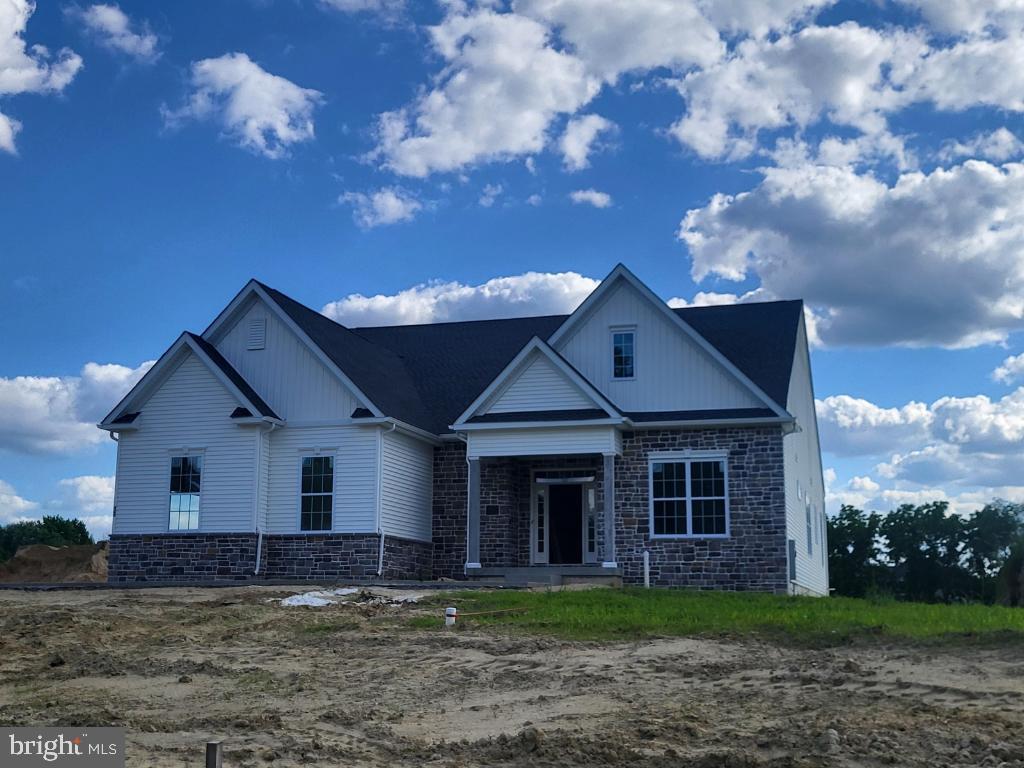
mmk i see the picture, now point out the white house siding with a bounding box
[380,430,433,542]
[468,426,620,458]
[112,353,257,534]
[213,297,363,420]
[783,317,829,596]
[265,425,379,534]
[485,352,595,414]
[556,280,763,412]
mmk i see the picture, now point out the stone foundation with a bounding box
[109,532,433,583]
[432,442,468,579]
[108,533,259,583]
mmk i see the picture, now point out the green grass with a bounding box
[410,588,1024,646]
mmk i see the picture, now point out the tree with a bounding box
[827,505,887,597]
[963,501,1024,602]
[0,516,93,562]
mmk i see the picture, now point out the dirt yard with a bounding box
[1,586,1022,767]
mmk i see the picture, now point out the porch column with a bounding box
[602,453,617,567]
[466,457,481,569]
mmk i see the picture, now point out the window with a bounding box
[169,455,202,530]
[805,501,813,556]
[612,330,635,379]
[650,456,728,537]
[300,456,334,531]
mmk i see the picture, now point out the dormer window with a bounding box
[612,329,635,379]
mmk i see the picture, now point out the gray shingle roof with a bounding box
[257,283,803,434]
[187,333,280,420]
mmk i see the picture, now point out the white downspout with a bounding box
[254,423,279,576]
[376,423,397,577]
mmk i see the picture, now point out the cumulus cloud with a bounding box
[896,0,1024,36]
[670,23,924,160]
[515,0,723,81]
[559,113,615,171]
[71,4,159,62]
[0,0,83,154]
[0,479,39,523]
[818,387,1024,491]
[162,53,323,159]
[0,360,152,455]
[478,182,502,207]
[373,10,599,177]
[340,186,422,228]
[993,353,1024,385]
[58,475,114,537]
[681,159,1024,348]
[322,270,599,326]
[569,188,612,208]
[939,128,1023,163]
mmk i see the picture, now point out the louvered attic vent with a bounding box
[247,317,267,350]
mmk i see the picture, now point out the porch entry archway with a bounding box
[531,471,598,565]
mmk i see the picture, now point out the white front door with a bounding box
[531,484,549,564]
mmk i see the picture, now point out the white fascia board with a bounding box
[453,417,628,431]
[98,333,192,427]
[200,280,385,419]
[349,416,442,445]
[547,264,792,419]
[452,336,620,426]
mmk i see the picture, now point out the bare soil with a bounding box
[0,543,108,583]
[1,585,1022,767]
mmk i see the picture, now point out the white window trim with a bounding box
[296,452,336,534]
[647,451,730,539]
[610,326,636,381]
[167,450,205,533]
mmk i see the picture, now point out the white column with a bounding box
[602,452,617,568]
[466,457,481,569]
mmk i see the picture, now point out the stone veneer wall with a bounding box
[109,532,431,582]
[432,442,468,579]
[108,533,259,583]
[616,427,788,591]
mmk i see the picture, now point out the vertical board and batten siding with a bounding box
[265,425,379,534]
[556,280,763,412]
[112,353,257,534]
[468,426,619,458]
[380,430,433,542]
[783,318,829,596]
[214,298,363,421]
[485,352,596,414]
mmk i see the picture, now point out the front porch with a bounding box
[465,452,619,575]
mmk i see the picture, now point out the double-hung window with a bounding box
[611,329,635,379]
[649,455,728,537]
[169,455,202,530]
[300,456,334,532]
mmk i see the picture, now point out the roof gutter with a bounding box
[353,416,442,445]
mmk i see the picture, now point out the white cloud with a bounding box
[559,113,615,171]
[569,188,612,208]
[696,0,835,38]
[526,193,542,206]
[670,23,924,160]
[340,186,421,228]
[0,479,39,524]
[681,159,1024,348]
[322,270,599,326]
[478,182,502,207]
[897,0,1024,37]
[373,10,599,177]
[816,395,933,457]
[319,0,404,17]
[162,52,323,159]
[993,353,1024,385]
[515,0,723,81]
[940,127,1023,163]
[59,475,114,514]
[0,360,152,455]
[72,4,158,62]
[0,0,83,154]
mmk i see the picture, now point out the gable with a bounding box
[213,295,365,421]
[485,350,600,414]
[555,278,765,413]
[130,350,244,423]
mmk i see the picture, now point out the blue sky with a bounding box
[2,0,1024,536]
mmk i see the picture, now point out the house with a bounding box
[99,264,828,594]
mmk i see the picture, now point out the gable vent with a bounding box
[247,317,267,350]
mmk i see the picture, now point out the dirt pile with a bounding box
[0,542,108,583]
